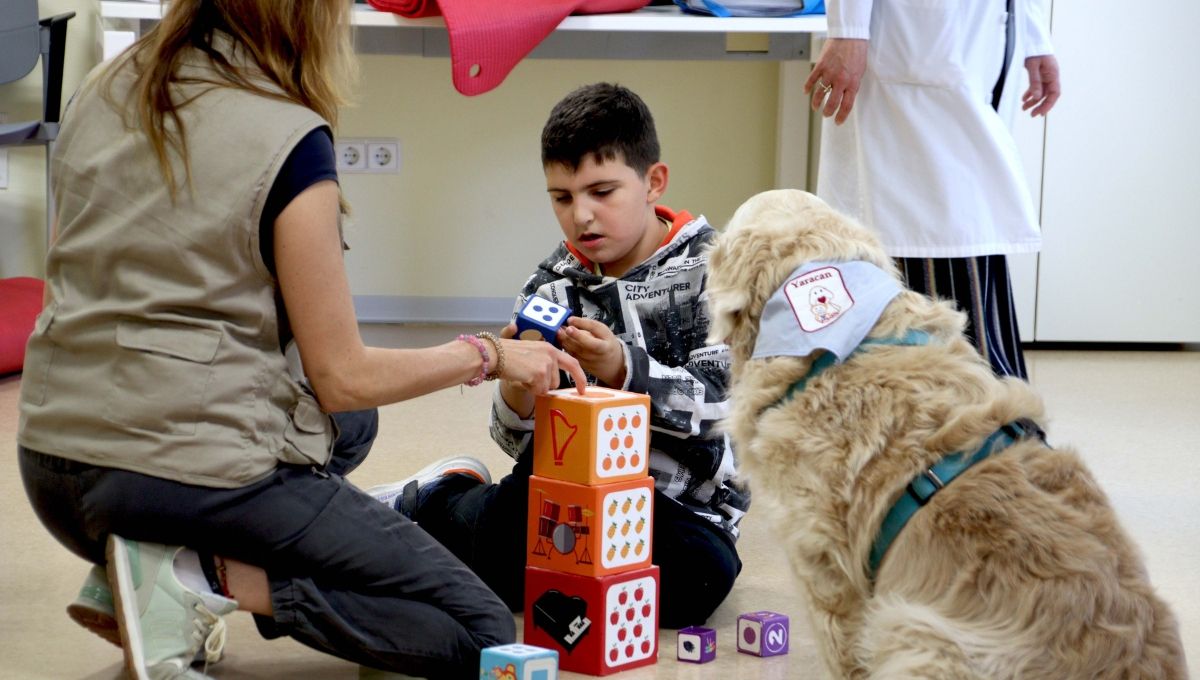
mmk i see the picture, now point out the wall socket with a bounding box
[335,138,400,174]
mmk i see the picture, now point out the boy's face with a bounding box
[545,154,668,278]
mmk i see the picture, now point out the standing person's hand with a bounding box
[1022,55,1061,116]
[805,38,869,125]
[560,317,626,388]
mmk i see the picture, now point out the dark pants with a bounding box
[19,410,514,680]
[897,255,1029,380]
[412,441,742,629]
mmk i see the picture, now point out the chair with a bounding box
[0,0,75,245]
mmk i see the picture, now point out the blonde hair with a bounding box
[104,0,357,198]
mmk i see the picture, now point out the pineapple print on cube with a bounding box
[533,387,650,486]
[528,475,653,578]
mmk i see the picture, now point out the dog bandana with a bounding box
[751,260,902,362]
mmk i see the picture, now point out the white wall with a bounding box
[2,8,782,314]
[339,55,780,304]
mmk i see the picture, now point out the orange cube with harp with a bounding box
[533,387,651,486]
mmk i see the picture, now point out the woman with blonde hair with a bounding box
[17,1,584,678]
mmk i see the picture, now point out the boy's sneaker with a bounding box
[106,535,238,679]
[365,456,491,517]
[67,564,121,647]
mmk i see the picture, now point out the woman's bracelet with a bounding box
[456,334,490,387]
[476,331,505,381]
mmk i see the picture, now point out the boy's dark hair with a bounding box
[541,83,660,176]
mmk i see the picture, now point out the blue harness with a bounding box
[770,330,1039,580]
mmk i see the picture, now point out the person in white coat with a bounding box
[806,0,1061,378]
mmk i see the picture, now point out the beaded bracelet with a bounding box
[456,334,490,387]
[476,331,505,381]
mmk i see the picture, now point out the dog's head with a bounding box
[707,189,898,365]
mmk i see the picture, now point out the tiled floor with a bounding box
[1,328,1196,679]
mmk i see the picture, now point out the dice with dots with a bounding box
[516,295,572,347]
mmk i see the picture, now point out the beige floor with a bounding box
[1,326,1196,679]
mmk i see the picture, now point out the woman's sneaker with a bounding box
[365,456,491,517]
[106,535,238,679]
[66,564,121,647]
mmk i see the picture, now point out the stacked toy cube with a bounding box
[523,386,659,676]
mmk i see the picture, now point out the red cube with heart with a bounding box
[524,564,660,676]
[533,387,651,486]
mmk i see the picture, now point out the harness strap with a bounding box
[867,418,1043,579]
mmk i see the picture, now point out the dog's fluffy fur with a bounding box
[707,190,1186,679]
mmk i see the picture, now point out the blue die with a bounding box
[479,643,558,680]
[515,295,571,347]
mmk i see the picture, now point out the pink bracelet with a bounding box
[457,334,490,387]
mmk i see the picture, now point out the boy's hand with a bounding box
[560,317,627,388]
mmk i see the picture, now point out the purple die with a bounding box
[676,626,717,664]
[737,611,789,657]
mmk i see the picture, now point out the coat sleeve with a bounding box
[1021,0,1054,57]
[826,0,873,40]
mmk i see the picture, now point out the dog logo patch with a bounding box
[784,266,855,332]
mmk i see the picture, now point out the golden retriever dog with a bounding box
[706,189,1186,679]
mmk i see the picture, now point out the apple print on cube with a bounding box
[676,626,717,664]
[524,565,659,676]
[737,611,789,657]
[533,387,650,486]
[479,643,558,680]
[516,295,572,347]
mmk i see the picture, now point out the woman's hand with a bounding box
[1022,55,1061,117]
[496,322,587,419]
[805,38,869,125]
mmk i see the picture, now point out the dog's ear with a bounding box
[705,223,786,363]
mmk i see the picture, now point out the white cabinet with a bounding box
[1030,0,1200,342]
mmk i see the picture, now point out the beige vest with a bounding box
[19,43,336,487]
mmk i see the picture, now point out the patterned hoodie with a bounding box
[490,206,749,539]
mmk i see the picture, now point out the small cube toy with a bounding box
[533,387,651,485]
[516,295,572,347]
[528,474,653,577]
[737,611,790,657]
[524,565,660,676]
[676,626,717,664]
[479,643,558,680]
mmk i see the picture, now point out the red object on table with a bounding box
[366,0,652,95]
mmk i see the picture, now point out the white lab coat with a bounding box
[817,0,1055,258]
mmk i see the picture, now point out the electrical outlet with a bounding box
[334,141,367,172]
[366,141,400,173]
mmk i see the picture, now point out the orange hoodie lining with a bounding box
[565,205,694,274]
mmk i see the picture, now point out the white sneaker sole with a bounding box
[365,456,491,506]
[107,535,151,680]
